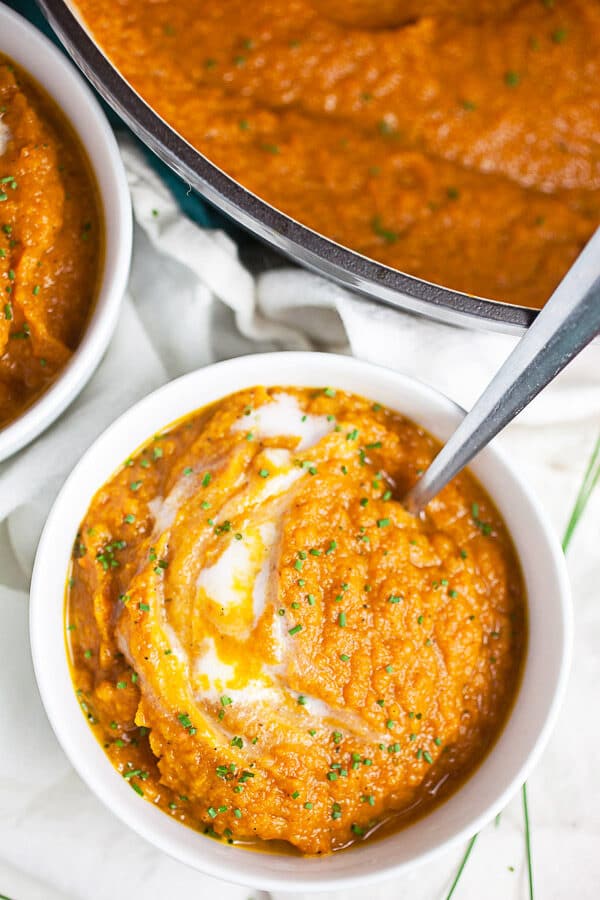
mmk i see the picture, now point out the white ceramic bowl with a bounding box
[30,352,572,892]
[0,4,131,461]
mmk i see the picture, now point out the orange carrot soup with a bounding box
[66,386,526,854]
[75,0,599,307]
[0,54,102,428]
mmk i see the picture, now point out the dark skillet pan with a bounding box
[38,0,538,335]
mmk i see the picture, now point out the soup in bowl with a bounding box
[30,352,571,890]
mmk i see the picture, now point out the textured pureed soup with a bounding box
[66,387,526,855]
[74,0,600,307]
[0,54,102,428]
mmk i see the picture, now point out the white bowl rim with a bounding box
[29,351,572,892]
[0,3,132,461]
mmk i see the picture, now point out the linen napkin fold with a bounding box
[0,136,598,900]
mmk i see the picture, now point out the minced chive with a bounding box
[340,653,350,661]
[259,468,270,478]
[377,518,390,528]
[289,624,303,636]
[338,612,347,627]
[304,802,313,810]
[323,387,336,397]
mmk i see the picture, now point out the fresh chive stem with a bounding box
[444,834,478,900]
[561,432,600,552]
[522,783,534,900]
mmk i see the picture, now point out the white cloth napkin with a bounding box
[0,136,598,900]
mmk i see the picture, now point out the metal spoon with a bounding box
[405,228,600,514]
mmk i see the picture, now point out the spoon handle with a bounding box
[405,228,600,514]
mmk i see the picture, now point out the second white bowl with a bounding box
[0,4,131,461]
